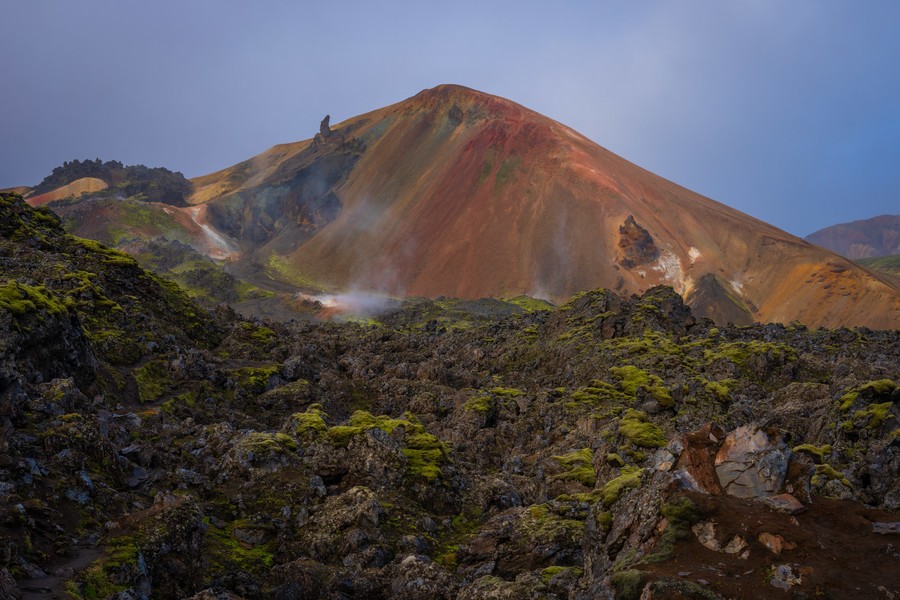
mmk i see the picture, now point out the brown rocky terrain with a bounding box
[1,193,898,599]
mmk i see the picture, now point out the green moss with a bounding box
[840,380,896,413]
[291,404,327,439]
[540,565,582,584]
[839,391,859,412]
[703,340,797,370]
[160,392,196,414]
[67,535,140,599]
[812,463,851,488]
[204,517,275,576]
[610,366,674,407]
[325,410,447,481]
[490,386,524,397]
[464,395,493,413]
[551,448,596,486]
[792,443,832,464]
[598,510,614,531]
[610,365,650,396]
[132,360,170,404]
[602,466,643,507]
[241,431,298,455]
[567,381,629,409]
[247,324,276,345]
[606,453,625,467]
[639,497,703,564]
[619,409,666,448]
[233,365,280,395]
[524,503,585,543]
[506,295,555,312]
[703,378,736,402]
[848,402,894,431]
[859,379,898,396]
[265,254,331,291]
[610,569,644,600]
[0,281,70,329]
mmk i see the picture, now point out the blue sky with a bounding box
[2,1,898,236]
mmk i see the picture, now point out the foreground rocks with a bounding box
[0,193,898,598]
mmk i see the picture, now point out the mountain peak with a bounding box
[48,88,900,329]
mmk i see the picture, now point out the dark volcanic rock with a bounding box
[617,214,660,269]
[1,192,899,599]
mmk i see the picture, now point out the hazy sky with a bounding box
[2,1,898,236]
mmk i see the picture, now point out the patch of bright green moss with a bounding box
[839,391,859,412]
[859,379,898,396]
[0,281,70,328]
[540,565,582,584]
[524,503,585,544]
[246,323,276,346]
[291,404,327,439]
[610,569,644,600]
[72,237,138,267]
[132,360,170,404]
[703,340,797,369]
[792,443,832,464]
[506,295,555,312]
[325,410,447,481]
[233,365,280,395]
[265,254,331,291]
[490,386,524,397]
[847,402,894,431]
[602,466,643,507]
[464,395,493,413]
[703,378,737,402]
[551,448,596,486]
[204,517,275,576]
[609,366,674,407]
[812,463,851,488]
[606,453,625,467]
[619,409,666,448]
[567,380,629,409]
[241,431,298,455]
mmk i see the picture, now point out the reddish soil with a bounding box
[644,492,900,599]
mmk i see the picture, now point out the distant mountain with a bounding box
[31,85,900,328]
[805,214,900,260]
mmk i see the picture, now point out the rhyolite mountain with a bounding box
[805,214,900,260]
[1,192,899,599]
[25,85,900,328]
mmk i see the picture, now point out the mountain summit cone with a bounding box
[53,85,900,328]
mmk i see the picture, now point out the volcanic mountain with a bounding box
[38,85,900,328]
